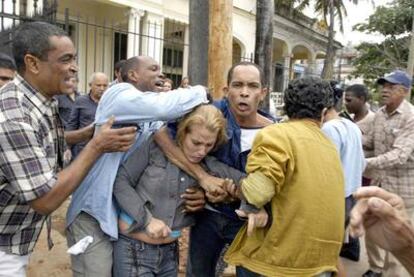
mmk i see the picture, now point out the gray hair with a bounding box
[12,21,67,73]
[88,72,108,85]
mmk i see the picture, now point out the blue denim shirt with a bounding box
[66,83,208,239]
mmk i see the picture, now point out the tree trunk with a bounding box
[188,0,209,86]
[321,0,336,80]
[406,13,414,100]
[255,0,274,112]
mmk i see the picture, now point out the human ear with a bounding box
[24,54,40,74]
[223,86,229,97]
[320,107,328,124]
[260,87,268,101]
[127,70,138,83]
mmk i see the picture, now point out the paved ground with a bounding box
[27,201,369,277]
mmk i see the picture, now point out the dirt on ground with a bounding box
[27,200,71,277]
[26,200,366,277]
[26,201,198,277]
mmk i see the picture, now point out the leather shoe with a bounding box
[362,270,382,277]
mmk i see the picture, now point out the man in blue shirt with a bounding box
[322,82,365,276]
[155,61,274,277]
[66,56,209,277]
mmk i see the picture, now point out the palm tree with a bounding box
[315,0,360,80]
[255,0,275,111]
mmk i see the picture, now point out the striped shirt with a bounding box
[0,75,64,255]
[364,100,414,201]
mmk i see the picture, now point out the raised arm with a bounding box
[366,116,414,170]
[225,129,288,208]
[1,117,138,215]
[94,84,209,125]
[153,127,226,202]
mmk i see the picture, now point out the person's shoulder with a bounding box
[257,109,276,124]
[0,80,20,102]
[364,110,376,122]
[74,94,90,103]
[403,100,414,115]
[322,118,340,130]
[213,98,227,111]
[259,121,288,136]
[0,82,30,122]
[342,117,360,129]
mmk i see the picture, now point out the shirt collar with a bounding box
[14,74,56,116]
[381,99,409,117]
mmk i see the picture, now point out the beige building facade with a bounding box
[1,0,340,93]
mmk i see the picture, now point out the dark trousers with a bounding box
[186,209,244,277]
[236,267,262,277]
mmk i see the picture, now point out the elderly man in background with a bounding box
[0,53,16,88]
[66,72,108,159]
[362,70,414,277]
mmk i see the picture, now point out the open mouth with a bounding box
[238,102,249,111]
[155,80,164,91]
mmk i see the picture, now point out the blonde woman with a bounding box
[112,105,246,276]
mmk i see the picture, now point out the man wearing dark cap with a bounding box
[0,53,16,88]
[362,70,414,277]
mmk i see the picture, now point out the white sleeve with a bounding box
[94,83,208,125]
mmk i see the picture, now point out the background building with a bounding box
[0,0,341,96]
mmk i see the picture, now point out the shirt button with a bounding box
[180,177,185,182]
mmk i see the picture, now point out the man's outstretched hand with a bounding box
[93,116,137,153]
[350,186,413,253]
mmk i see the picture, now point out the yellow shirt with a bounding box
[225,120,345,277]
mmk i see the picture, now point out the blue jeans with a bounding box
[186,209,244,277]
[113,234,178,277]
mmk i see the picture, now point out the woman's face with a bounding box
[181,125,218,163]
[163,82,172,91]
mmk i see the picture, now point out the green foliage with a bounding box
[352,37,409,87]
[353,0,413,36]
[350,0,413,95]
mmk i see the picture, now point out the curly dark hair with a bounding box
[284,77,334,120]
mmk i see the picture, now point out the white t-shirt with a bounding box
[240,127,262,153]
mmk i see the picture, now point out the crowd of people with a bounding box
[0,21,413,277]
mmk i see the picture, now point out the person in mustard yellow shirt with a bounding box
[224,77,345,277]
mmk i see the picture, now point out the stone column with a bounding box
[182,25,189,78]
[283,54,292,90]
[127,8,145,58]
[189,0,209,86]
[141,12,164,65]
[307,53,317,77]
